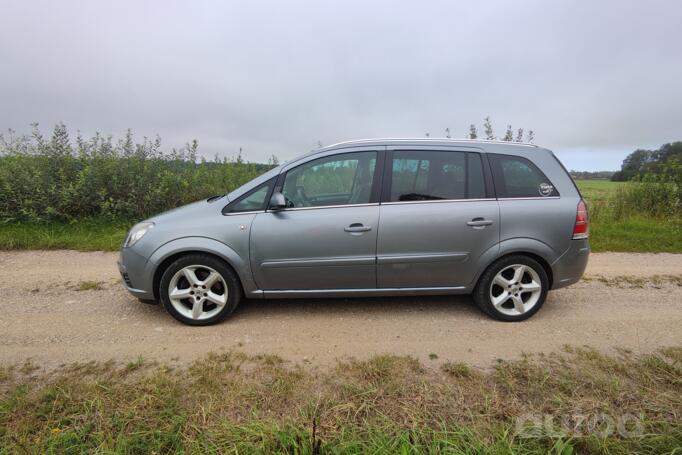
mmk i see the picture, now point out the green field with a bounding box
[0,179,680,253]
[574,179,626,203]
[575,180,682,252]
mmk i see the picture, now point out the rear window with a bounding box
[488,154,559,198]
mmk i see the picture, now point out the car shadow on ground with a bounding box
[127,291,565,324]
[230,294,482,320]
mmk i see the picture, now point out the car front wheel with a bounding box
[473,255,549,321]
[159,254,241,326]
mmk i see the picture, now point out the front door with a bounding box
[250,149,381,290]
[377,147,500,288]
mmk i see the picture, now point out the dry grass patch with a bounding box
[583,274,682,288]
[1,347,681,453]
[76,280,105,291]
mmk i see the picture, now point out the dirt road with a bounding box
[1,250,681,368]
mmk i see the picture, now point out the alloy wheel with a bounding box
[489,264,543,316]
[168,265,228,321]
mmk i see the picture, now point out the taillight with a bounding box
[573,199,589,239]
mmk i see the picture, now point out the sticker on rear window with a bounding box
[538,183,554,197]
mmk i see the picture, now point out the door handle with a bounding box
[466,218,493,228]
[344,223,372,233]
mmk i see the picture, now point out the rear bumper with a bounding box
[550,239,590,289]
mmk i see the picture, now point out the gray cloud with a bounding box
[1,0,681,170]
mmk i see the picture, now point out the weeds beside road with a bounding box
[1,348,681,453]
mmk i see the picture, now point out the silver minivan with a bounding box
[118,139,589,325]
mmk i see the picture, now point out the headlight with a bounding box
[123,222,154,247]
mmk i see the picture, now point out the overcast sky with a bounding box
[2,1,681,171]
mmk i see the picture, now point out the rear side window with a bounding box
[488,154,559,198]
[388,150,486,202]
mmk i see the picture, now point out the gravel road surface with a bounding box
[1,251,681,368]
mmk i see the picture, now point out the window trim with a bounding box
[381,197,496,206]
[222,177,277,215]
[487,153,560,199]
[266,202,380,213]
[380,149,491,204]
[269,149,384,212]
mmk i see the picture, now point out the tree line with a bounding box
[611,142,682,186]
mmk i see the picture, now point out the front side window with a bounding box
[281,151,377,208]
[389,150,486,201]
[226,178,275,213]
[489,154,559,198]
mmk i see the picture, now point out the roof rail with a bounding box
[322,138,539,149]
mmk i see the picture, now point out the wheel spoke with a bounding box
[493,274,511,288]
[182,267,200,286]
[511,295,525,314]
[202,271,221,289]
[192,300,203,319]
[491,291,510,308]
[170,287,192,300]
[205,291,227,307]
[522,281,541,293]
[511,265,525,284]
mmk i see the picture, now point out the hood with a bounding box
[146,196,227,224]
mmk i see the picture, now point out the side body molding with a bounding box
[146,236,259,298]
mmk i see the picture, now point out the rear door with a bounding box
[376,146,499,288]
[250,148,383,290]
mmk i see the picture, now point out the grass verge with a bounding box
[1,347,681,453]
[0,218,129,251]
[589,216,682,252]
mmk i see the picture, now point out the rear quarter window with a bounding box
[488,154,559,198]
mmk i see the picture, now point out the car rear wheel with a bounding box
[159,254,241,326]
[473,255,548,321]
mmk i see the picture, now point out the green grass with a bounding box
[575,179,625,203]
[1,348,681,453]
[589,215,682,252]
[0,218,129,250]
[575,179,682,252]
[0,180,679,253]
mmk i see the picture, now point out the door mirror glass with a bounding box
[268,192,287,210]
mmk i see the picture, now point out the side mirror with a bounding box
[268,192,287,210]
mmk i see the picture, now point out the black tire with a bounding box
[473,254,549,322]
[159,253,241,326]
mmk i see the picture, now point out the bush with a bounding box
[591,181,681,222]
[0,124,272,222]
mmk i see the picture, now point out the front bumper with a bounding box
[118,248,154,299]
[550,238,590,289]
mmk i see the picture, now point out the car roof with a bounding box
[318,138,539,151]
